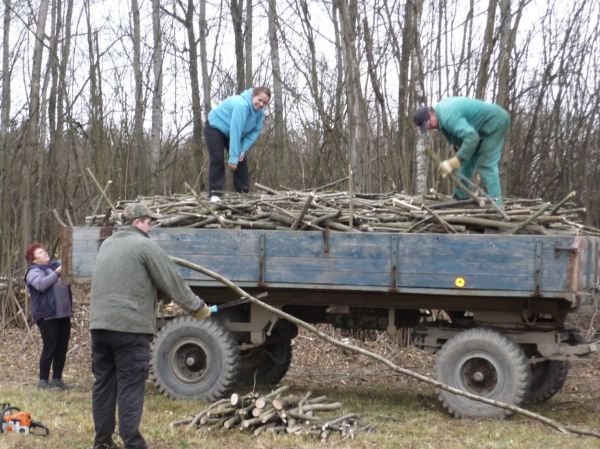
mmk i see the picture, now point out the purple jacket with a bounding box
[25,261,72,322]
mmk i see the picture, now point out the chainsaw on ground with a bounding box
[1,403,49,436]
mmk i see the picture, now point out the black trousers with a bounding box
[37,317,71,381]
[204,122,249,194]
[91,330,151,449]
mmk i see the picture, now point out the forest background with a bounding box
[0,0,599,282]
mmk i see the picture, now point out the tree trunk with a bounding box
[454,0,474,95]
[0,0,10,137]
[475,0,498,99]
[268,0,284,187]
[86,0,105,181]
[244,0,253,87]
[44,0,63,218]
[132,0,147,192]
[497,0,525,196]
[231,0,245,92]
[198,0,212,114]
[362,17,389,191]
[183,0,204,173]
[336,0,366,192]
[22,0,50,253]
[407,0,426,195]
[151,0,163,191]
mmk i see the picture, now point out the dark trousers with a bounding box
[204,122,249,194]
[91,330,151,449]
[37,317,71,380]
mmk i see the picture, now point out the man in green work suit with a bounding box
[413,97,511,206]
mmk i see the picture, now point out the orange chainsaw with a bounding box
[1,403,49,436]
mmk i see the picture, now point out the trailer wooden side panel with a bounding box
[62,227,599,302]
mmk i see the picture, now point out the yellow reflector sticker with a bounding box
[455,277,465,288]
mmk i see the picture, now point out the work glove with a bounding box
[193,304,212,320]
[438,156,461,178]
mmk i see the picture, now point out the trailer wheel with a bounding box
[525,360,569,404]
[238,325,295,386]
[434,328,531,419]
[150,316,240,401]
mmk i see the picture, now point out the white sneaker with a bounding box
[210,195,221,203]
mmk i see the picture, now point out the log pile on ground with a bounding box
[85,185,600,236]
[170,385,374,440]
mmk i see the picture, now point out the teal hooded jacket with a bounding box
[434,97,509,162]
[207,88,266,164]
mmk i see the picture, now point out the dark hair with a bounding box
[25,243,44,265]
[253,86,272,99]
[412,106,432,131]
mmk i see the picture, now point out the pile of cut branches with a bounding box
[84,184,599,236]
[0,278,32,332]
[171,385,374,440]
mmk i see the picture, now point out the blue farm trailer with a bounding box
[61,226,600,418]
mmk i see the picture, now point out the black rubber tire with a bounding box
[150,316,240,401]
[434,328,531,419]
[524,360,569,404]
[237,326,294,386]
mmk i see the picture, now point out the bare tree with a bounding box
[496,0,525,108]
[244,0,253,87]
[231,0,245,92]
[453,0,474,95]
[85,0,106,181]
[151,0,163,191]
[495,0,525,196]
[475,0,498,99]
[22,0,50,251]
[401,0,426,194]
[1,0,11,138]
[131,0,147,191]
[267,0,284,185]
[198,0,212,113]
[336,0,367,191]
[163,0,204,172]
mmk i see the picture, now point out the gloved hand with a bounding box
[438,156,461,178]
[193,304,212,320]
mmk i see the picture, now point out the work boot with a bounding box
[92,442,122,449]
[48,379,72,391]
[37,379,49,389]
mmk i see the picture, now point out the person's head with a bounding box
[25,243,50,266]
[122,203,162,233]
[252,86,271,111]
[412,106,438,132]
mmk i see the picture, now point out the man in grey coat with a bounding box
[90,203,211,449]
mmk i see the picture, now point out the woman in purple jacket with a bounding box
[25,243,72,391]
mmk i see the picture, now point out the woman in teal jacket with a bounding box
[413,97,510,206]
[204,87,271,202]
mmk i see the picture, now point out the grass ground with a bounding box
[2,368,600,449]
[1,300,600,448]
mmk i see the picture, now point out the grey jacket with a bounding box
[90,226,203,334]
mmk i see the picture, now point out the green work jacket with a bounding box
[90,226,203,334]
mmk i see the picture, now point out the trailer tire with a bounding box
[434,328,531,419]
[525,360,569,404]
[238,325,295,386]
[150,316,240,401]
